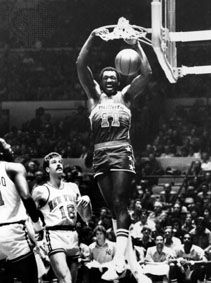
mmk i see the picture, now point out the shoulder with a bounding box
[89,242,96,250]
[192,244,204,252]
[65,181,80,191]
[5,161,26,174]
[106,240,116,248]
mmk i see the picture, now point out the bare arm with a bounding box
[5,162,41,224]
[76,29,102,102]
[77,195,92,224]
[122,40,152,100]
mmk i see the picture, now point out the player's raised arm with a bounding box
[76,29,103,101]
[123,40,152,99]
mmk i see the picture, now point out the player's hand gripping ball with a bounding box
[115,48,141,76]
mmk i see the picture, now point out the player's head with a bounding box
[99,67,120,96]
[0,138,14,162]
[43,152,63,176]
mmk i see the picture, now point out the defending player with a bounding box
[76,28,152,279]
[0,138,43,283]
[32,152,92,283]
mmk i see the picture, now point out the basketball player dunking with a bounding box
[77,28,152,280]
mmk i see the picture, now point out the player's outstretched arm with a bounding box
[123,40,152,99]
[76,29,105,101]
[5,162,43,230]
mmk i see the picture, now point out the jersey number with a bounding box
[101,113,120,128]
[59,204,75,219]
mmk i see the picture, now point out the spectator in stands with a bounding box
[88,225,116,283]
[169,202,188,222]
[203,207,211,231]
[140,186,154,211]
[181,213,195,235]
[148,201,167,225]
[201,152,211,172]
[130,198,142,224]
[144,234,175,283]
[130,209,156,240]
[160,145,175,158]
[141,152,164,178]
[30,169,45,190]
[132,226,155,256]
[190,216,211,249]
[160,183,177,209]
[172,218,184,240]
[174,233,207,283]
[197,183,211,204]
[180,185,197,208]
[164,226,182,251]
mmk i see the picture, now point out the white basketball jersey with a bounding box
[0,161,27,224]
[36,181,81,227]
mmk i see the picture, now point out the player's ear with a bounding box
[46,167,50,174]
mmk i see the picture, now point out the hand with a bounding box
[32,219,44,241]
[77,195,90,208]
[92,27,108,38]
[124,38,137,45]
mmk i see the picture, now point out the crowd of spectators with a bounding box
[3,146,210,282]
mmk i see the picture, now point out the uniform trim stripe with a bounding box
[94,140,130,150]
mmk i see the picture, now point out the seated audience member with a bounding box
[148,201,167,225]
[201,152,211,172]
[87,225,116,283]
[197,183,211,203]
[133,226,155,257]
[189,216,211,249]
[172,218,184,240]
[160,183,177,209]
[181,213,196,235]
[130,198,142,224]
[164,226,182,251]
[130,209,156,240]
[174,233,207,283]
[203,207,211,230]
[144,234,176,283]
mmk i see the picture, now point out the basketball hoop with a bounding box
[95,17,152,46]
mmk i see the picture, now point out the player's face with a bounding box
[47,156,63,176]
[101,70,119,96]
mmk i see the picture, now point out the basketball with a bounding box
[115,48,141,76]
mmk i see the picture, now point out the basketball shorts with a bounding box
[93,143,136,177]
[45,229,80,259]
[0,221,33,261]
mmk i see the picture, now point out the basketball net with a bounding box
[96,0,211,84]
[95,17,152,46]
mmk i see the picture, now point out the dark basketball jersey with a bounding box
[89,91,131,144]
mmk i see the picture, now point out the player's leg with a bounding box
[96,174,114,215]
[50,252,72,283]
[67,257,79,283]
[96,174,118,234]
[111,171,133,273]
